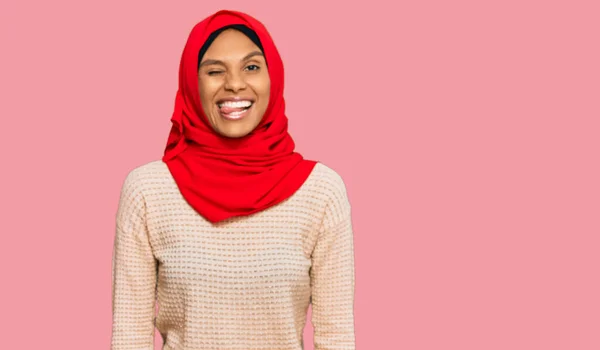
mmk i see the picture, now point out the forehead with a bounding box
[203,29,260,57]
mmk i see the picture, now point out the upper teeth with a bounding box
[219,100,252,108]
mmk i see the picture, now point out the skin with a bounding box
[197,29,271,138]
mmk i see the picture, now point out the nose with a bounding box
[224,71,246,92]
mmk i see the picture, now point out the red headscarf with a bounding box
[162,10,317,223]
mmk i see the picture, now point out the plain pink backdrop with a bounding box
[2,0,599,349]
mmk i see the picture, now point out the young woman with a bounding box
[111,9,356,350]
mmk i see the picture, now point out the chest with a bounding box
[144,193,320,296]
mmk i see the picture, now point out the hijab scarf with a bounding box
[162,10,317,223]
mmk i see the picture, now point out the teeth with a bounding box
[218,100,252,108]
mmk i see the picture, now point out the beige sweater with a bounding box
[111,160,356,350]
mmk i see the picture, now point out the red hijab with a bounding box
[162,10,317,223]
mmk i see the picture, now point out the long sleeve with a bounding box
[111,171,158,350]
[309,180,356,350]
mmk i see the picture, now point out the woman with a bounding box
[111,9,355,350]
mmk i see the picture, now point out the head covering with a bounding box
[162,9,318,223]
[197,24,265,70]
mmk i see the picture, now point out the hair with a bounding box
[197,24,266,70]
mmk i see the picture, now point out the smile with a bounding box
[217,99,254,121]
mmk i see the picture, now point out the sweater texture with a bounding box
[111,160,356,350]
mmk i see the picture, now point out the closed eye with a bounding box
[207,70,224,76]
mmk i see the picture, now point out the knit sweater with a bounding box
[110,160,356,350]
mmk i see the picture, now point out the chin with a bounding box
[221,131,249,138]
[217,124,256,138]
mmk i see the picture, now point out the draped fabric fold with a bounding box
[162,9,317,223]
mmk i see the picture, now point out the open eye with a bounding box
[245,64,260,72]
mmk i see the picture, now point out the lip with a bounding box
[219,102,253,121]
[216,96,255,104]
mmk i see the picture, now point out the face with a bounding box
[197,29,271,138]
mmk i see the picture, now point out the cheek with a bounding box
[259,78,271,102]
[198,79,220,104]
[248,73,270,94]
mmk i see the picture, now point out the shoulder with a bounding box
[310,162,352,227]
[123,159,169,181]
[121,159,170,184]
[308,161,348,194]
[119,159,169,199]
[311,161,346,185]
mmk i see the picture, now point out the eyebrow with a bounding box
[199,51,265,68]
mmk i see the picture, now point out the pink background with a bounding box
[2,0,599,349]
